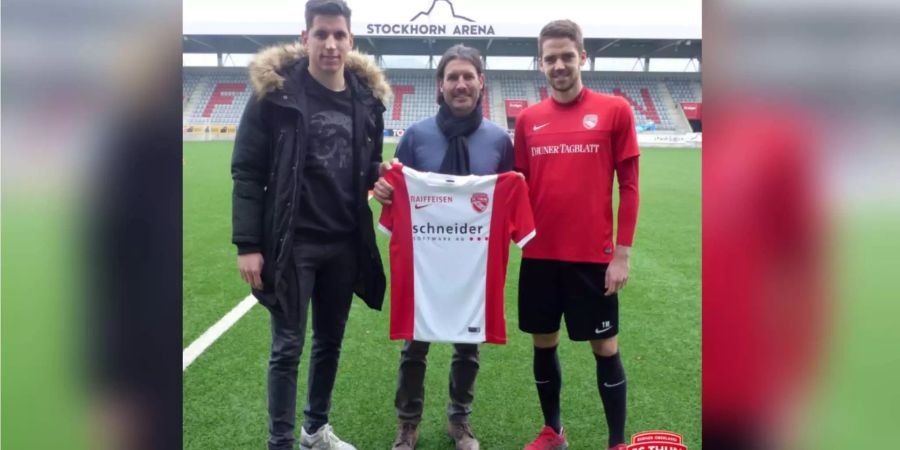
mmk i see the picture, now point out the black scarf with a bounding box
[436,96,483,175]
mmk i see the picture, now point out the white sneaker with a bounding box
[299,424,357,450]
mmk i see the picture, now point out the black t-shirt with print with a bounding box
[295,70,357,239]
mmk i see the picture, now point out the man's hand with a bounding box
[604,245,631,296]
[374,158,398,205]
[378,158,399,176]
[238,253,264,290]
[373,177,394,205]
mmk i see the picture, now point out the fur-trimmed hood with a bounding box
[249,42,390,104]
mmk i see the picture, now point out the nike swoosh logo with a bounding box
[595,326,612,334]
[603,380,625,388]
[414,204,431,209]
[535,380,551,384]
[533,123,550,131]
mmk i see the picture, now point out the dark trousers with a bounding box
[395,340,480,424]
[267,238,357,450]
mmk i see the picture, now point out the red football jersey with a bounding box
[378,165,535,344]
[514,88,640,263]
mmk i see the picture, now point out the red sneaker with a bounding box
[523,426,568,450]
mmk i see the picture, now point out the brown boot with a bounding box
[447,421,480,450]
[392,422,418,450]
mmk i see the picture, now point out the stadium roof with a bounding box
[183,35,700,60]
[183,0,701,60]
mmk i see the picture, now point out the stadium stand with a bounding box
[665,77,703,104]
[383,70,440,130]
[183,67,701,132]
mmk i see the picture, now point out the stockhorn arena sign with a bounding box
[182,0,701,40]
[365,0,495,36]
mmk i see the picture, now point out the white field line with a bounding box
[183,295,256,371]
[183,196,378,372]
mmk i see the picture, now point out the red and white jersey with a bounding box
[514,88,640,263]
[378,165,536,344]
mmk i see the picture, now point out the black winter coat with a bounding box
[231,43,390,315]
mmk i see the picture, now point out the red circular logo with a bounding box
[471,192,489,213]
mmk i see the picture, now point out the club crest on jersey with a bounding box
[583,114,598,129]
[471,192,489,213]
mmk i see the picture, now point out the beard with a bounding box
[443,90,478,110]
[550,73,578,93]
[450,94,475,105]
[550,71,577,92]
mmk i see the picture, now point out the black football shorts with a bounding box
[518,258,619,341]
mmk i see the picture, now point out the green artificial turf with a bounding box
[183,141,701,449]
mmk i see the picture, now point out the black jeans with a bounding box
[267,238,357,450]
[395,340,480,424]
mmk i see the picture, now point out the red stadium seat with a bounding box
[613,87,661,125]
[203,83,247,118]
[391,85,415,121]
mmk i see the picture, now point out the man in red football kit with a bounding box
[515,20,640,450]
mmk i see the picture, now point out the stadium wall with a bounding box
[183,68,701,142]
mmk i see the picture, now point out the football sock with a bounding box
[596,351,627,447]
[533,345,563,434]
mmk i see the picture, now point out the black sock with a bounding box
[596,351,627,447]
[533,345,562,434]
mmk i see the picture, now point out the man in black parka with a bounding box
[230,1,389,448]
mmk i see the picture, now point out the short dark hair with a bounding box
[435,44,484,81]
[305,0,352,30]
[538,19,584,56]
